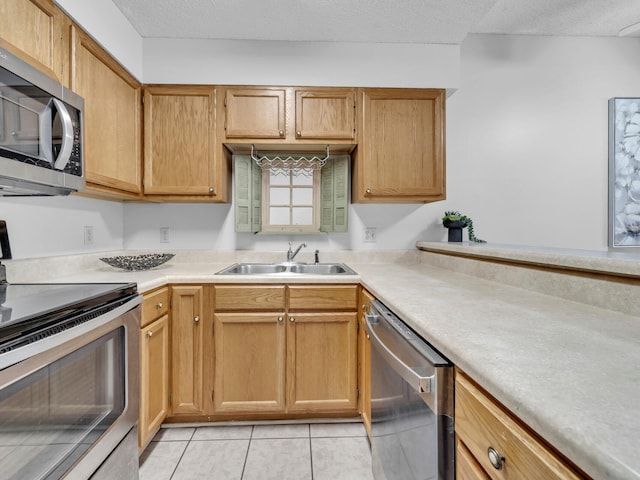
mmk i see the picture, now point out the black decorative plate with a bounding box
[100,253,175,271]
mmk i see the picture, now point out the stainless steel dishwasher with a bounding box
[366,299,454,480]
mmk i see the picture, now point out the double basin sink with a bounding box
[216,262,357,276]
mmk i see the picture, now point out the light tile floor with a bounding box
[139,422,374,480]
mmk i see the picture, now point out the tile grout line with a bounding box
[239,425,254,479]
[308,424,314,480]
[168,428,196,480]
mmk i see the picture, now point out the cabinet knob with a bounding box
[361,304,368,311]
[289,317,295,323]
[366,188,372,195]
[147,331,153,338]
[296,130,301,137]
[209,187,215,194]
[156,302,163,309]
[278,316,284,322]
[487,447,504,470]
[279,130,284,137]
[194,316,200,323]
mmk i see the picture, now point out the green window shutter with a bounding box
[332,156,349,232]
[320,156,349,232]
[234,155,261,233]
[320,158,335,232]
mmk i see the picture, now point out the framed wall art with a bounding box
[609,97,640,247]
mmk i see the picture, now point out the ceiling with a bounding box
[111,0,640,44]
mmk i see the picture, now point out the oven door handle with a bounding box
[366,314,434,394]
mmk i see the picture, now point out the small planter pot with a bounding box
[443,220,467,242]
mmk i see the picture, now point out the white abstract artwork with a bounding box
[609,98,640,247]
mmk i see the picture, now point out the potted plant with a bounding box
[442,211,486,243]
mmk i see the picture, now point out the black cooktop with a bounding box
[0,283,138,350]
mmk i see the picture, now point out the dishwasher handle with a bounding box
[365,313,433,394]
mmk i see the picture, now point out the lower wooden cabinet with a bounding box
[455,370,586,480]
[358,287,375,439]
[213,312,286,413]
[139,314,169,451]
[170,285,214,416]
[213,284,358,416]
[139,287,170,451]
[286,312,357,413]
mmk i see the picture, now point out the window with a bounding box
[234,155,349,234]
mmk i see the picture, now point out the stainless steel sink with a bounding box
[288,263,354,275]
[216,262,356,275]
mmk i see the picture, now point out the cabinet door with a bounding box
[171,286,204,415]
[354,88,445,203]
[70,26,142,196]
[143,85,219,196]
[224,88,286,139]
[358,288,375,438]
[0,0,64,81]
[139,314,169,452]
[295,88,356,140]
[286,312,358,413]
[213,313,286,413]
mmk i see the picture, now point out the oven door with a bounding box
[0,298,140,480]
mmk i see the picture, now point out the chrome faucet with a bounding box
[286,242,307,262]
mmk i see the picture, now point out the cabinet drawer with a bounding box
[288,285,358,311]
[455,372,584,480]
[141,287,169,327]
[456,437,490,480]
[215,285,286,310]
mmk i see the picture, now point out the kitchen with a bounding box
[1,0,640,479]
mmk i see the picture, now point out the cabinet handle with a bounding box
[366,188,372,195]
[194,316,200,323]
[156,302,163,309]
[487,447,504,470]
[278,316,284,322]
[279,130,284,137]
[147,331,153,338]
[296,130,301,137]
[289,317,295,323]
[361,304,368,311]
[209,187,215,194]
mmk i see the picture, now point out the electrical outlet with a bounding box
[160,227,170,243]
[84,225,94,245]
[364,227,377,243]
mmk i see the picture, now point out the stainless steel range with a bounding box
[0,281,141,480]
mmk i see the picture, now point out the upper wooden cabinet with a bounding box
[70,26,142,198]
[143,85,231,201]
[221,86,356,147]
[295,89,356,140]
[352,88,446,203]
[224,88,286,139]
[0,0,67,83]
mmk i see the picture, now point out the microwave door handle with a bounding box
[51,98,74,170]
[39,101,54,165]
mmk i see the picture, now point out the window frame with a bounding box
[260,168,322,233]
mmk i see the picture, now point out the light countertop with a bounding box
[9,249,639,480]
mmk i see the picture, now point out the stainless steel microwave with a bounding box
[0,47,84,196]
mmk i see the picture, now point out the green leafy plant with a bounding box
[442,211,486,243]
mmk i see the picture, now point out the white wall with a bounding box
[126,34,640,253]
[443,34,640,250]
[143,38,460,89]
[0,196,123,258]
[54,0,143,79]
[5,29,640,258]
